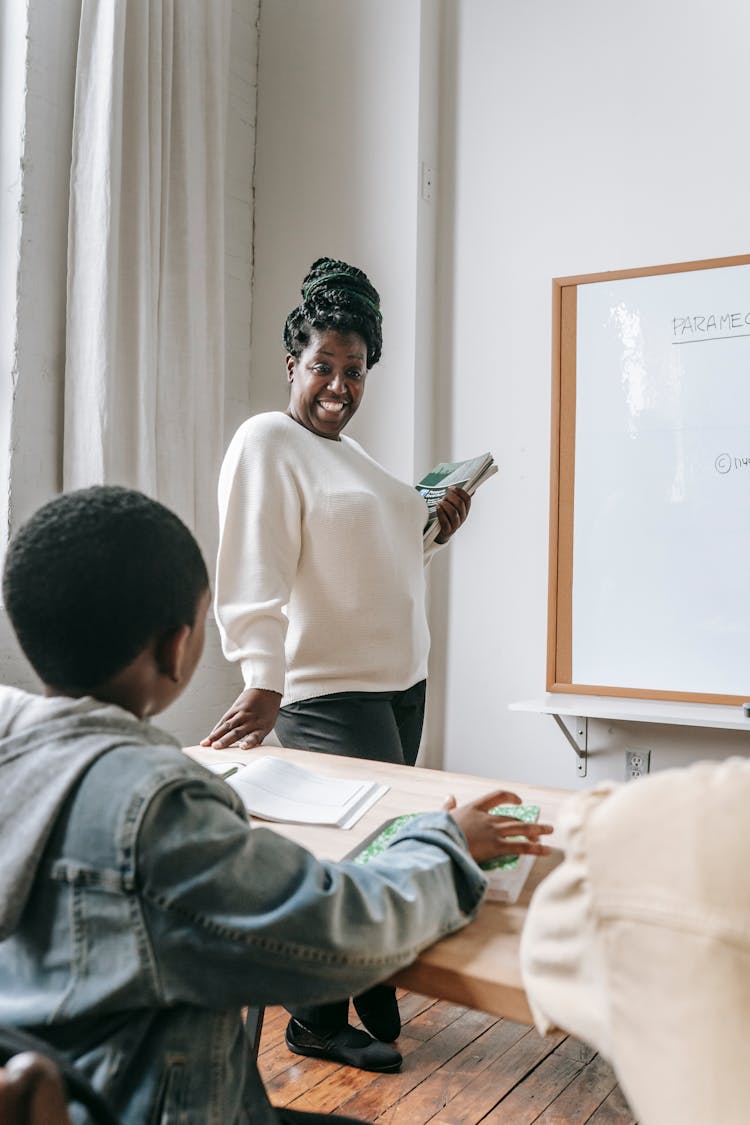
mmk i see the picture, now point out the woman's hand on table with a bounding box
[444,790,554,865]
[434,486,471,544]
[201,687,282,750]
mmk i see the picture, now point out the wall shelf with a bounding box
[509,695,750,777]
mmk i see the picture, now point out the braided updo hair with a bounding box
[283,257,383,369]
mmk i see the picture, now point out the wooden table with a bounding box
[185,744,569,1026]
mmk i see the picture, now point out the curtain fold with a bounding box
[64,0,231,560]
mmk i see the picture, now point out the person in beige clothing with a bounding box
[520,756,750,1125]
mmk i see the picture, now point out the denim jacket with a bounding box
[0,688,486,1123]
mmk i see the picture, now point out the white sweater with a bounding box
[214,412,435,705]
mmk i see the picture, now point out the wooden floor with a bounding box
[258,991,637,1123]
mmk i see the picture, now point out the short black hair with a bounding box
[2,486,209,693]
[283,257,383,368]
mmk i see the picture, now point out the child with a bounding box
[0,486,552,1124]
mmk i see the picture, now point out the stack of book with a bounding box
[416,452,498,545]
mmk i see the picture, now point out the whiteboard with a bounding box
[548,254,750,704]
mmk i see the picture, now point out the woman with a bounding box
[203,257,471,1073]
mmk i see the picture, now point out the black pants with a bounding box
[274,681,426,766]
[275,682,426,1036]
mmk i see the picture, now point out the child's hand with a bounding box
[443,791,554,865]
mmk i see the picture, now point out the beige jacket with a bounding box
[520,757,750,1125]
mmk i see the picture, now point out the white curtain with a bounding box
[64,0,231,558]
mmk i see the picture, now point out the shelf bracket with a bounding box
[552,714,588,777]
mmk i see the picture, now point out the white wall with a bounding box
[251,0,435,485]
[442,0,750,787]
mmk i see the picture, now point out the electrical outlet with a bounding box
[625,750,651,781]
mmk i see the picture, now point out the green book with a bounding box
[416,452,498,546]
[350,804,541,902]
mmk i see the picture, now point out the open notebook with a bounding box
[204,756,388,830]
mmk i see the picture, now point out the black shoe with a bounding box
[353,984,401,1042]
[285,1017,402,1073]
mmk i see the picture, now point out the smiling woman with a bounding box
[202,256,473,1075]
[285,330,368,439]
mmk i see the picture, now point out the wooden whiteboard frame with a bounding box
[547,252,750,705]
